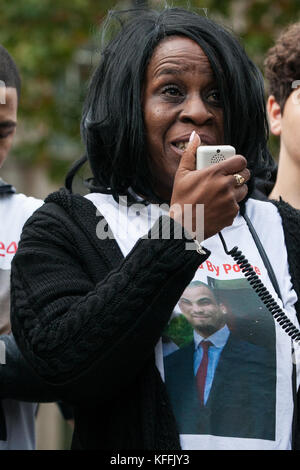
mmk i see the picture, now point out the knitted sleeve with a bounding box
[0,334,60,402]
[10,203,209,403]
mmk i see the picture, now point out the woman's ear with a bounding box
[267,95,282,136]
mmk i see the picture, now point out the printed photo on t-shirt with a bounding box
[163,277,276,441]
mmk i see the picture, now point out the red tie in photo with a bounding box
[196,340,212,405]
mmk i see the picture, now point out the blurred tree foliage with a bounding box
[0,0,299,183]
[0,0,113,180]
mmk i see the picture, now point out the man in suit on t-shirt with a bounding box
[164,281,276,440]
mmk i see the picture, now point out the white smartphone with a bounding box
[196,145,236,170]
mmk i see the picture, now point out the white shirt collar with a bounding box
[194,324,230,350]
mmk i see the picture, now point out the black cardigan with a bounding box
[10,188,210,449]
[10,189,300,449]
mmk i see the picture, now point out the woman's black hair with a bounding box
[66,6,275,202]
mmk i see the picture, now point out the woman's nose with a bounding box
[179,93,212,125]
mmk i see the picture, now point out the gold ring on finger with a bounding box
[233,173,245,186]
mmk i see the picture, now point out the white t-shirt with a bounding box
[86,193,300,450]
[0,192,43,450]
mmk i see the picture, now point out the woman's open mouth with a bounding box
[173,141,189,151]
[170,134,215,154]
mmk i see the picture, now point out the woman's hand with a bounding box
[169,132,250,240]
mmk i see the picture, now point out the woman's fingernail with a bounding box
[189,130,195,143]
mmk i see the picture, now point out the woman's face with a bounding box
[142,35,224,201]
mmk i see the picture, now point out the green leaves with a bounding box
[0,0,110,182]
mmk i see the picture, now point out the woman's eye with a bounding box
[207,90,221,104]
[162,85,182,97]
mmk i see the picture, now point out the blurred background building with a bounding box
[0,0,299,450]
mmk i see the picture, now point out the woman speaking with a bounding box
[10,7,300,450]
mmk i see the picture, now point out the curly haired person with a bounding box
[265,22,300,209]
[9,7,300,450]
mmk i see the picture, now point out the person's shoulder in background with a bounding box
[0,192,43,234]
